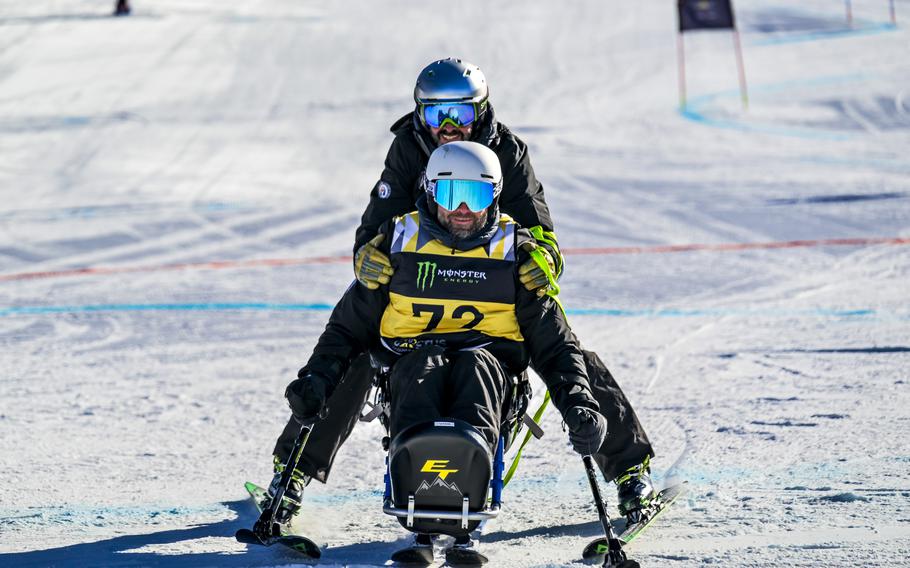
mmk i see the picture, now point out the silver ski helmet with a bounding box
[425,141,502,212]
[414,58,489,130]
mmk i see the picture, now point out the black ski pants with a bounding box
[582,349,655,480]
[273,347,653,483]
[387,346,508,452]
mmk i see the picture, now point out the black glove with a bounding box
[565,406,608,456]
[285,372,331,425]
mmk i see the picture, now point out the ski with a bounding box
[235,527,321,555]
[243,480,271,510]
[618,482,686,544]
[390,541,488,566]
[390,544,435,565]
[582,482,686,563]
[235,481,322,559]
[445,545,489,566]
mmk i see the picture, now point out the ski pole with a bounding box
[251,422,314,543]
[582,454,640,568]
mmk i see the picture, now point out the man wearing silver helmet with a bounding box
[267,59,655,527]
[354,58,561,290]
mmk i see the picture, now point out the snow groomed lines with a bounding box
[0,200,254,221]
[0,303,902,320]
[1,236,907,283]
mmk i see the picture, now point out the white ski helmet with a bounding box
[425,141,502,212]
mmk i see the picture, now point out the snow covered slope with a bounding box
[0,0,908,566]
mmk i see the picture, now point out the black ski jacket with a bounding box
[354,106,557,262]
[303,212,597,420]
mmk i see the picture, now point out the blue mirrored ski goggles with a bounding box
[421,102,477,129]
[432,178,496,212]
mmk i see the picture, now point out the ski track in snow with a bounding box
[1,0,909,566]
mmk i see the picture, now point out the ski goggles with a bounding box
[421,102,477,129]
[432,178,497,212]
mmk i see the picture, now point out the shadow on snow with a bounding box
[0,498,421,567]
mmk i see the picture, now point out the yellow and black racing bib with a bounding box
[380,212,522,353]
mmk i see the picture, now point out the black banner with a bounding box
[678,0,736,32]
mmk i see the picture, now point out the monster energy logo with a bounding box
[416,261,437,291]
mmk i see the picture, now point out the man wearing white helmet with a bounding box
[267,59,655,527]
[283,142,608,555]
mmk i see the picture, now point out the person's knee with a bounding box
[452,349,506,391]
[389,345,446,389]
[331,353,374,394]
[451,348,498,373]
[450,349,508,404]
[347,352,373,375]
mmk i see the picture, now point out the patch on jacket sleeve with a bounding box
[377,181,392,199]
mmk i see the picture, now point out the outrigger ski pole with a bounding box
[237,422,313,545]
[582,455,640,568]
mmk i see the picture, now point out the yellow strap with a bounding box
[503,391,550,487]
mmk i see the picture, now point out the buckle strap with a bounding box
[360,400,386,423]
[272,456,311,484]
[614,455,651,485]
[521,413,545,439]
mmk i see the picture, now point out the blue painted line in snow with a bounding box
[0,502,231,525]
[680,74,872,140]
[305,488,384,505]
[751,21,897,46]
[680,106,854,140]
[0,302,899,319]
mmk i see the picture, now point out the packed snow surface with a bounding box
[1,1,908,566]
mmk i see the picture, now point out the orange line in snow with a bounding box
[0,256,351,282]
[2,236,908,283]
